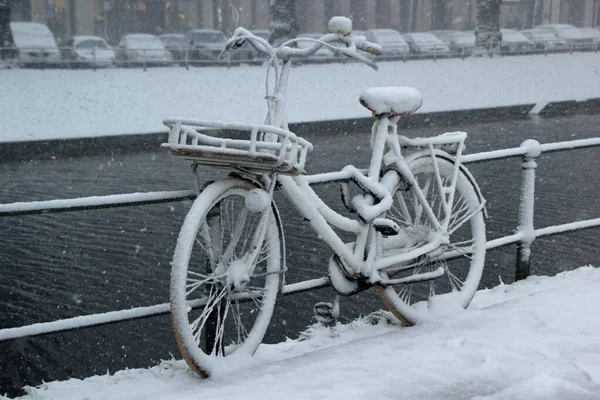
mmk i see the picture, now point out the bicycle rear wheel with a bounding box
[170,178,281,377]
[377,156,486,325]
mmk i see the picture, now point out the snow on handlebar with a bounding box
[223,16,381,70]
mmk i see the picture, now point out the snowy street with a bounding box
[1,52,600,143]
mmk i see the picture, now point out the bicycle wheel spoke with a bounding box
[222,207,248,262]
[186,272,226,296]
[192,284,227,343]
[244,287,265,310]
[171,181,281,376]
[392,191,413,226]
[378,157,485,325]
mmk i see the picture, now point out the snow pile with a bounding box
[1,53,599,143]
[8,266,600,400]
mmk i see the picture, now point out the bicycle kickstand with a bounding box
[313,293,340,327]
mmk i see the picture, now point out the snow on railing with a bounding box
[0,137,599,342]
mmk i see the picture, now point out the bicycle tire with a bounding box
[170,178,281,377]
[377,156,486,325]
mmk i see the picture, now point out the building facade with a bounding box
[9,0,600,44]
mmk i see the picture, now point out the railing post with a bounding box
[143,49,147,71]
[515,139,541,281]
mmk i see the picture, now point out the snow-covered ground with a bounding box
[7,266,600,400]
[1,52,599,143]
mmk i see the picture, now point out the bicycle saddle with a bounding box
[359,86,423,116]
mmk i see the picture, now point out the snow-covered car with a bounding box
[115,34,173,66]
[534,24,595,50]
[534,23,577,36]
[520,29,567,51]
[363,29,410,58]
[578,28,600,50]
[183,29,227,61]
[431,30,475,55]
[159,34,185,61]
[64,36,115,68]
[500,29,534,54]
[403,32,450,57]
[557,27,597,50]
[9,22,61,66]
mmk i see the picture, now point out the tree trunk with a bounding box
[432,0,449,30]
[475,0,502,54]
[0,0,16,60]
[269,0,298,47]
[519,0,542,29]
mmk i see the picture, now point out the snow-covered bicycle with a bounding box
[162,17,486,378]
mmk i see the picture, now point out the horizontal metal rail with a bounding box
[0,277,331,342]
[0,137,599,342]
[0,189,197,217]
[461,137,600,164]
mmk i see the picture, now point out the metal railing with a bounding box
[1,41,598,71]
[0,136,599,343]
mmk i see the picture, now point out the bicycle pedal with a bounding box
[313,302,336,326]
[372,218,400,236]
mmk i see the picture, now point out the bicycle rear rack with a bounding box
[162,119,313,175]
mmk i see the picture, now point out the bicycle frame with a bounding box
[271,117,469,282]
[239,39,474,283]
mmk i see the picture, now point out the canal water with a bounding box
[1,114,599,396]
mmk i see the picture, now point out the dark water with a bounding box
[1,114,599,396]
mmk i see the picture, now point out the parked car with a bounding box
[183,29,227,61]
[159,33,185,61]
[9,21,61,66]
[431,30,475,55]
[557,27,597,50]
[534,23,577,34]
[115,34,172,66]
[534,24,595,50]
[499,29,534,54]
[63,36,115,68]
[363,29,410,58]
[578,28,600,50]
[402,32,450,57]
[520,29,567,51]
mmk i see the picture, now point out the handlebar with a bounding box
[224,19,381,70]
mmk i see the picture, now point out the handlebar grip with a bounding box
[354,37,382,56]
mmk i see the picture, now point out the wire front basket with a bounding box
[162,119,313,175]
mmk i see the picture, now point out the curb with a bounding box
[1,101,598,164]
[538,97,600,116]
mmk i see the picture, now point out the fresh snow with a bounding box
[1,52,600,143]
[7,266,600,400]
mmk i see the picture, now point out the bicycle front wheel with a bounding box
[170,178,281,377]
[377,156,486,325]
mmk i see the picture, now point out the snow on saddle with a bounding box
[359,86,423,117]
